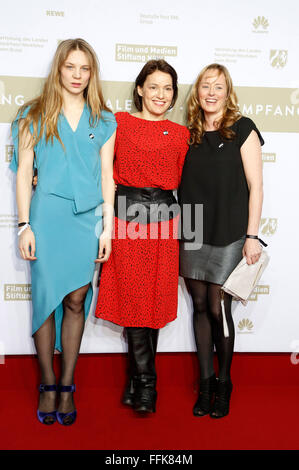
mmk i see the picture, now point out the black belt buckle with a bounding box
[115,184,179,223]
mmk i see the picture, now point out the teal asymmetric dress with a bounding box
[10,104,117,351]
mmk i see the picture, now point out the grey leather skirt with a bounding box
[179,236,246,285]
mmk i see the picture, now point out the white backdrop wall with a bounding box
[0,0,298,354]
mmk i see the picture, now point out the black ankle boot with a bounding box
[210,378,233,418]
[124,327,157,413]
[193,373,217,417]
[133,374,157,413]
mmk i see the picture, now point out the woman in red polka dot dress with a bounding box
[95,60,189,413]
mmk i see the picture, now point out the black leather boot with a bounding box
[122,328,159,407]
[122,376,135,406]
[210,378,233,418]
[193,373,217,417]
[124,327,157,413]
[134,374,157,413]
[122,329,136,406]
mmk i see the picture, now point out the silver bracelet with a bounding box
[17,223,31,236]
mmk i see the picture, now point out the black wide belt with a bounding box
[114,184,180,223]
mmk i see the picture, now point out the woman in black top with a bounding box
[179,64,264,418]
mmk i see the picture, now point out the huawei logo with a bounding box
[238,319,254,333]
[252,16,269,31]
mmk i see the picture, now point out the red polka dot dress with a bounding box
[95,112,189,328]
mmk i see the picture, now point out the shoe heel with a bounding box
[210,378,233,419]
[57,384,77,426]
[37,384,57,425]
[193,374,217,417]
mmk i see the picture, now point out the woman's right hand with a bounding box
[18,227,37,260]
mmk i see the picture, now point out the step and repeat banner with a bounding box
[0,0,298,354]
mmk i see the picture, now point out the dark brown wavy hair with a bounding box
[188,63,241,145]
[133,59,178,111]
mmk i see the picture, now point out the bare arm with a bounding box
[240,129,263,265]
[95,130,116,263]
[16,121,37,260]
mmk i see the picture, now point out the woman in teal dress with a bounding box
[10,38,116,425]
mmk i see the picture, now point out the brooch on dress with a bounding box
[89,133,95,139]
[163,131,168,135]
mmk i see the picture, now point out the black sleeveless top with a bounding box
[178,117,264,246]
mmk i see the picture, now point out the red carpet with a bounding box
[0,353,298,450]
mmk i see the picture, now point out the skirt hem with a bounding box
[32,278,94,352]
[95,314,177,329]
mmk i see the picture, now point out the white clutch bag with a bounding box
[221,250,270,306]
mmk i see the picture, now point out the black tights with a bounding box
[33,284,89,418]
[185,278,235,381]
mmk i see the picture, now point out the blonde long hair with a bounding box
[14,38,110,146]
[188,63,241,145]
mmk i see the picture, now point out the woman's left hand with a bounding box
[242,238,262,265]
[95,231,112,263]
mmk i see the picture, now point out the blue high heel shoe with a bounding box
[56,385,77,426]
[37,384,57,425]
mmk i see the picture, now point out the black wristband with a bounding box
[18,222,29,227]
[246,234,268,247]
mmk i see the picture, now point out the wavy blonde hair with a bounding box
[188,63,241,145]
[14,38,110,146]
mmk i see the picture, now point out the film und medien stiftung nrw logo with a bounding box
[249,285,270,302]
[5,145,13,163]
[115,43,177,63]
[229,284,270,302]
[262,152,276,164]
[4,284,31,301]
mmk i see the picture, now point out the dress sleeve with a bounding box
[177,127,190,184]
[237,117,264,148]
[99,110,117,148]
[9,106,34,173]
